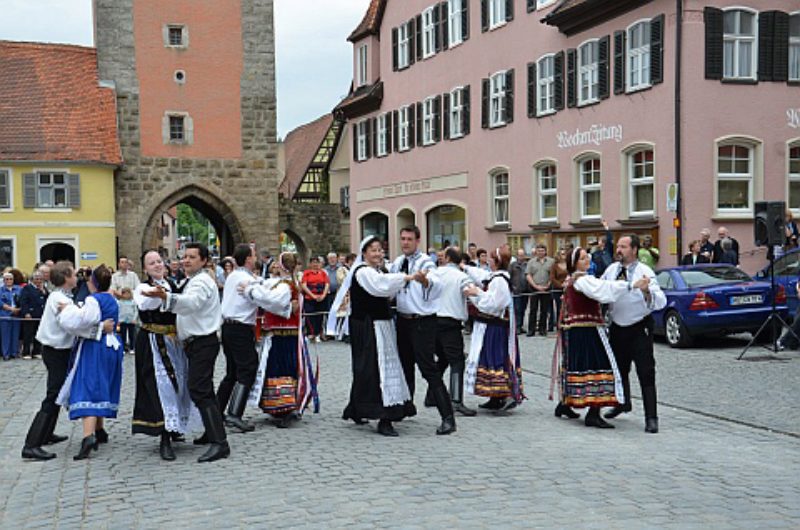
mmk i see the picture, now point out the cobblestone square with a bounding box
[1,334,798,528]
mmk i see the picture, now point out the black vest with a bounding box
[349,265,392,321]
[138,278,181,326]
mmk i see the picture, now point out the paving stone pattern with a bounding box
[0,335,798,528]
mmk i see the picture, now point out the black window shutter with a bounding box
[409,18,417,65]
[527,62,537,118]
[505,0,514,22]
[598,35,610,100]
[566,48,577,107]
[68,174,80,208]
[409,105,416,148]
[463,85,471,135]
[371,118,378,156]
[704,7,724,80]
[365,120,372,159]
[433,6,441,53]
[462,0,470,41]
[614,30,626,94]
[772,11,790,82]
[392,110,399,151]
[23,173,36,208]
[554,51,564,110]
[443,92,451,140]
[416,102,423,146]
[481,0,488,32]
[416,15,423,61]
[758,11,775,82]
[386,114,393,154]
[434,95,442,142]
[352,124,359,161]
[392,28,399,71]
[481,78,490,128]
[504,69,514,123]
[527,0,535,13]
[440,2,449,50]
[650,15,665,85]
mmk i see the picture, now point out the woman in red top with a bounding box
[301,257,329,342]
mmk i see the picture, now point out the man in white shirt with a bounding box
[601,235,667,433]
[110,256,140,298]
[21,261,113,461]
[431,247,476,416]
[145,243,228,462]
[217,244,260,433]
[390,226,455,435]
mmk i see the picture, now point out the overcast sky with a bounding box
[0,0,369,138]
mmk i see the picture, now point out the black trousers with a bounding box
[217,322,258,410]
[528,292,550,334]
[40,346,70,414]
[396,315,445,397]
[185,334,221,409]
[22,320,42,357]
[609,316,657,395]
[435,317,465,375]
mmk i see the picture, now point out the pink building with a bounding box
[335,0,799,272]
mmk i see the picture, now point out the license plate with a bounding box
[731,294,763,306]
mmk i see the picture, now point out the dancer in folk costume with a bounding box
[550,247,641,428]
[241,252,319,428]
[56,265,124,460]
[462,245,524,412]
[132,250,201,460]
[327,236,423,437]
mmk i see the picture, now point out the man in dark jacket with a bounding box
[509,248,529,334]
[19,271,48,359]
[591,222,614,278]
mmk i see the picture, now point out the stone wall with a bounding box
[94,0,280,259]
[279,199,349,260]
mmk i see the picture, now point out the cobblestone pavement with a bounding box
[0,334,798,528]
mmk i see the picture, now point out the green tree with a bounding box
[176,204,209,244]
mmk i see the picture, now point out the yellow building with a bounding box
[0,41,121,274]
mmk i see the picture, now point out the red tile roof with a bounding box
[348,0,386,42]
[0,41,122,166]
[280,114,335,199]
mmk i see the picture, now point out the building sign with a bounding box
[356,173,468,203]
[557,124,623,149]
[666,183,678,212]
[788,108,800,129]
[80,252,97,260]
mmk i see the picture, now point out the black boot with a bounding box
[554,402,580,419]
[95,428,109,444]
[197,404,230,463]
[432,385,456,435]
[478,397,505,410]
[643,386,659,434]
[43,410,67,445]
[21,411,56,460]
[424,386,436,408]
[450,371,476,417]
[73,434,98,460]
[193,433,209,445]
[585,407,615,429]
[224,383,255,433]
[159,432,176,461]
[377,419,398,437]
[605,378,632,418]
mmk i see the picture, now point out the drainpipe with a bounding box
[674,0,684,265]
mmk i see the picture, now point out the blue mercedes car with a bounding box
[754,248,800,317]
[652,264,788,348]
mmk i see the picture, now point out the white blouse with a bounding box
[355,266,407,298]
[573,275,632,304]
[134,280,171,311]
[466,268,511,317]
[244,278,292,319]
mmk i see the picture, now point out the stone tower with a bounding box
[93,0,279,259]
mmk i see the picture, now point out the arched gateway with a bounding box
[94,0,279,261]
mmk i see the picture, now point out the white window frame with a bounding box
[489,70,507,128]
[491,170,510,225]
[788,141,800,213]
[449,86,464,139]
[398,106,411,152]
[164,24,188,48]
[536,54,556,116]
[628,148,655,217]
[36,171,69,209]
[790,12,800,82]
[0,168,13,211]
[626,20,652,92]
[722,8,758,81]
[422,7,436,59]
[448,0,463,47]
[356,120,368,162]
[537,0,557,8]
[398,22,411,69]
[489,0,506,30]
[716,142,754,214]
[537,163,558,223]
[579,157,602,220]
[578,39,599,106]
[422,97,436,145]
[356,44,368,87]
[376,114,388,157]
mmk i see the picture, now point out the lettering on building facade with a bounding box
[557,124,624,149]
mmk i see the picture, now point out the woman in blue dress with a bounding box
[56,265,124,460]
[0,271,22,360]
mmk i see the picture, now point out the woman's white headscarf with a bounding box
[325,235,380,337]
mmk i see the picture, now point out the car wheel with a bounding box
[665,311,693,348]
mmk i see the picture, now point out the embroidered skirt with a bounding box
[473,322,523,399]
[560,326,619,408]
